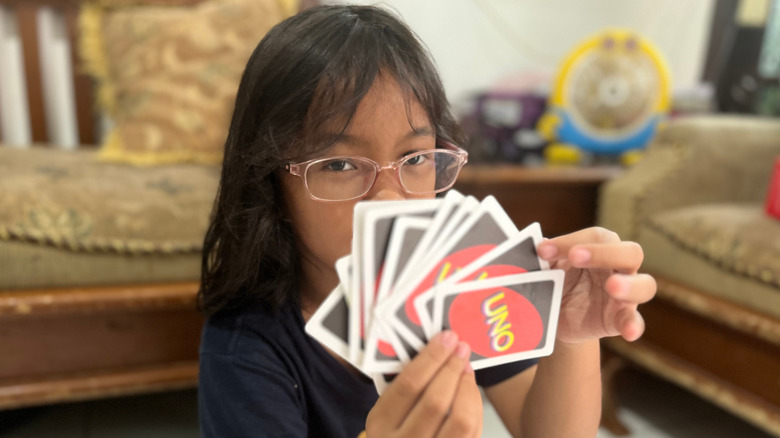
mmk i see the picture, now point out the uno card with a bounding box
[375,217,432,305]
[415,195,480,265]
[361,201,440,334]
[304,284,357,371]
[417,222,548,337]
[379,195,519,353]
[363,216,431,374]
[362,318,408,374]
[350,199,440,364]
[391,191,469,294]
[335,255,353,307]
[437,270,564,370]
[349,200,413,364]
[349,203,369,364]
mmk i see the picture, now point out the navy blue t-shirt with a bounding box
[199,300,537,437]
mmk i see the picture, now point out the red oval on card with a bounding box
[448,285,543,358]
[377,339,395,357]
[405,244,496,325]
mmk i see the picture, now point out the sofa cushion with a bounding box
[94,0,205,6]
[0,239,202,290]
[638,203,780,319]
[78,0,292,165]
[0,147,218,290]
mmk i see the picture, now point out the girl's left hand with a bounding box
[537,227,657,344]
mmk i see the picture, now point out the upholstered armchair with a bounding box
[597,115,780,436]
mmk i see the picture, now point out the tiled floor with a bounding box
[0,391,199,438]
[593,369,775,438]
[481,368,775,438]
[0,369,775,437]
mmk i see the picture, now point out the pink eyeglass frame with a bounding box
[285,140,469,202]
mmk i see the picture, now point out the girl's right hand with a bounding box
[364,331,482,438]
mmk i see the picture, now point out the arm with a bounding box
[486,226,655,437]
[484,340,601,438]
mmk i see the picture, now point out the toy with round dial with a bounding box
[538,29,671,157]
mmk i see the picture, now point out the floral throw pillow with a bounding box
[79,0,295,165]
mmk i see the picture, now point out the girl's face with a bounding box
[282,74,435,300]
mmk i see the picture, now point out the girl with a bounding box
[198,5,655,438]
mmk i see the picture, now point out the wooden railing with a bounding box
[0,0,96,148]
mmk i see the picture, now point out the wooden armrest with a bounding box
[0,282,200,319]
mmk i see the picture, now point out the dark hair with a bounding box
[198,4,467,317]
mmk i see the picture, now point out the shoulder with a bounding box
[198,304,310,437]
[199,301,309,399]
[200,301,304,367]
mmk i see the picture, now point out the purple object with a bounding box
[468,92,547,162]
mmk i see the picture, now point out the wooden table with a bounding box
[454,164,622,237]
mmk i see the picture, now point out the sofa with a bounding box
[0,0,293,410]
[597,115,780,436]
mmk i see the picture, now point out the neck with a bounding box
[299,256,340,322]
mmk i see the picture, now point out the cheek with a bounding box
[310,206,352,254]
[291,199,355,267]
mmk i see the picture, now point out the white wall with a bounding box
[0,5,79,147]
[342,0,715,105]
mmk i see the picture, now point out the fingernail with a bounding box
[610,276,627,297]
[456,341,471,359]
[571,248,591,264]
[538,245,557,259]
[439,331,458,349]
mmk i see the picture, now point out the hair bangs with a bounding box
[295,11,444,160]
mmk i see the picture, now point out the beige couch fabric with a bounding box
[0,239,201,290]
[0,147,218,290]
[640,204,780,319]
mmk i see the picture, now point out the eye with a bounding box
[322,159,357,172]
[405,154,427,166]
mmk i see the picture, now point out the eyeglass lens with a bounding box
[304,151,461,201]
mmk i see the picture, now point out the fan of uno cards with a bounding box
[305,190,564,393]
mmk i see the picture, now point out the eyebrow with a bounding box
[324,126,435,149]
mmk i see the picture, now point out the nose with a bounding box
[365,168,405,201]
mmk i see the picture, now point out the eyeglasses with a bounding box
[285,141,468,202]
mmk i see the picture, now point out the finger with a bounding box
[617,307,646,342]
[605,273,657,304]
[565,241,644,274]
[399,342,472,437]
[434,371,482,438]
[538,227,622,261]
[372,331,460,430]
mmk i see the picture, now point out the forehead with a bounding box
[346,75,431,134]
[298,73,434,158]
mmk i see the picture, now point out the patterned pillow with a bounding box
[79,0,296,165]
[94,0,206,7]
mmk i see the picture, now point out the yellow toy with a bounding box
[539,29,671,163]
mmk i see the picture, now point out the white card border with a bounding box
[305,284,358,371]
[437,270,565,370]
